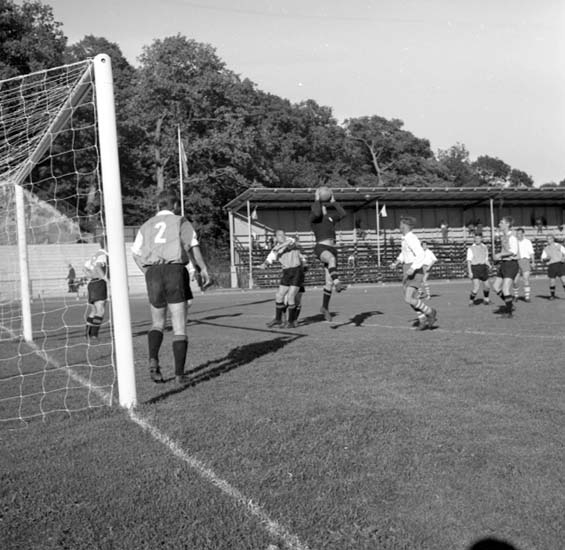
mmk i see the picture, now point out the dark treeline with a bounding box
[2,1,563,245]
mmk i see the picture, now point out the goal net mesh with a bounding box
[0,60,117,428]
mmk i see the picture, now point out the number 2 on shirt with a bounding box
[154,221,167,244]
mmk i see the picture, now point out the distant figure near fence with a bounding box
[440,220,449,243]
[66,263,77,293]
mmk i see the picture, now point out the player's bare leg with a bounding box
[482,278,491,304]
[320,250,345,293]
[86,300,105,340]
[320,268,334,322]
[294,289,304,323]
[148,305,167,383]
[404,285,437,330]
[267,285,289,328]
[285,286,300,328]
[469,278,481,306]
[495,276,515,316]
[169,301,190,385]
[421,269,431,299]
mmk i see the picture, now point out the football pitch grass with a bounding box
[2,279,564,550]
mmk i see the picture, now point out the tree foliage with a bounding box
[1,5,547,244]
[472,155,511,187]
[344,116,448,187]
[0,0,66,78]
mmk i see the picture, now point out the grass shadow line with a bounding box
[145,334,303,404]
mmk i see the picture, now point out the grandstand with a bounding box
[225,186,565,288]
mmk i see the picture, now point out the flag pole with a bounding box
[177,125,184,217]
[247,200,253,289]
[376,200,381,268]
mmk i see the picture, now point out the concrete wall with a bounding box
[0,243,146,301]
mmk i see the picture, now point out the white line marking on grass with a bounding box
[2,324,310,550]
[128,409,311,550]
[363,322,563,340]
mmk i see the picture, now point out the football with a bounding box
[318,186,332,202]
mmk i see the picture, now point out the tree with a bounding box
[344,115,448,186]
[437,143,478,187]
[507,168,534,188]
[0,0,66,78]
[65,36,146,224]
[472,155,511,186]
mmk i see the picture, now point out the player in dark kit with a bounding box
[492,216,519,317]
[132,190,210,386]
[310,188,347,322]
[84,244,108,340]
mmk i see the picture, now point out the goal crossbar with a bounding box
[1,61,94,187]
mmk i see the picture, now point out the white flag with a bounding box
[380,204,387,217]
[179,140,189,178]
[251,207,258,220]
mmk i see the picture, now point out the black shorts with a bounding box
[280,266,305,288]
[548,262,565,279]
[471,264,489,281]
[87,279,107,304]
[145,264,193,309]
[496,260,519,280]
[314,243,338,266]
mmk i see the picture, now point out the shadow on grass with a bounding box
[330,310,383,329]
[535,294,559,301]
[198,313,242,321]
[133,314,297,338]
[189,298,273,316]
[145,334,303,404]
[299,312,336,326]
[468,537,518,550]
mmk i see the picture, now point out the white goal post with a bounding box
[0,54,137,411]
[92,55,137,409]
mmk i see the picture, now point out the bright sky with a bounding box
[47,0,565,185]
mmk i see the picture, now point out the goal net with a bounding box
[0,56,136,428]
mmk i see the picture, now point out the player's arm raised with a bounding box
[309,190,323,222]
[331,194,347,221]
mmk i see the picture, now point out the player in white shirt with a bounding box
[513,228,535,302]
[391,217,438,330]
[418,241,437,300]
[466,234,491,305]
[83,242,108,340]
[540,235,565,300]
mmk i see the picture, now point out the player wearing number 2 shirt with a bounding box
[132,190,210,386]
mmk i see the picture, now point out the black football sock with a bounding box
[91,315,103,337]
[148,329,164,362]
[173,337,188,376]
[550,285,556,297]
[328,267,339,282]
[275,301,285,321]
[287,305,297,323]
[85,316,94,336]
[483,290,490,299]
[469,291,477,301]
[503,295,513,312]
[322,289,332,309]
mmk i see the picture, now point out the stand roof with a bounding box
[225,186,565,213]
